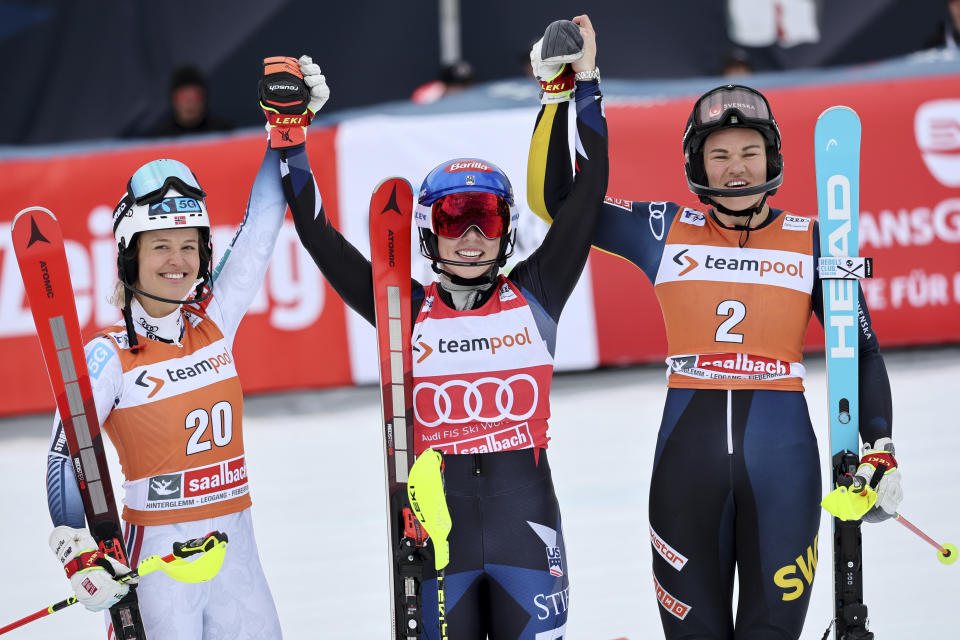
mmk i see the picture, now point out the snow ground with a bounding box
[1,346,957,639]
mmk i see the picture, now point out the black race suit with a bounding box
[284,82,608,639]
[527,96,893,640]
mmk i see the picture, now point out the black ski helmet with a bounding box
[682,84,783,205]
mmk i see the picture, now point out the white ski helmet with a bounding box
[112,158,210,251]
[111,158,214,350]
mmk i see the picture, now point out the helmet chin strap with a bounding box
[120,278,213,306]
[709,193,769,248]
[432,261,499,287]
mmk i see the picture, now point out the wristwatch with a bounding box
[574,67,600,82]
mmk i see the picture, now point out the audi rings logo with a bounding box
[414,374,538,428]
[648,202,666,240]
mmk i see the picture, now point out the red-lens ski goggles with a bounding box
[431,192,511,239]
[692,85,772,129]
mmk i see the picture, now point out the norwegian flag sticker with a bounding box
[174,215,187,225]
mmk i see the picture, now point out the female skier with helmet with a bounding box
[283,20,606,639]
[528,30,902,639]
[43,55,329,639]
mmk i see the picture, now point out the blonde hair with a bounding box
[108,280,126,308]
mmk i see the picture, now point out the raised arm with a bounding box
[204,56,332,338]
[525,19,681,286]
[279,77,425,325]
[283,146,379,325]
[207,148,286,337]
[513,16,608,320]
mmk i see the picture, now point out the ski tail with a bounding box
[369,178,425,639]
[11,207,147,639]
[815,107,875,640]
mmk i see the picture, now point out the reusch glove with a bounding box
[258,55,328,149]
[856,437,903,523]
[530,20,584,104]
[49,526,135,612]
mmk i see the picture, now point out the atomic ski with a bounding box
[11,207,147,640]
[369,178,430,639]
[815,107,874,640]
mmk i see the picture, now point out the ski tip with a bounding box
[12,206,56,227]
[372,176,412,194]
[817,105,860,121]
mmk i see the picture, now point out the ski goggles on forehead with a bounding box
[693,86,772,128]
[127,159,206,205]
[432,192,511,239]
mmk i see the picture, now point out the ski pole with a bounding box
[892,514,957,565]
[0,531,228,636]
[409,450,452,640]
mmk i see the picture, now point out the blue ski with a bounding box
[815,106,874,640]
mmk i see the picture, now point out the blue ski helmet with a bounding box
[415,158,519,271]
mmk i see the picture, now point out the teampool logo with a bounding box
[414,326,534,363]
[671,248,806,279]
[915,99,960,187]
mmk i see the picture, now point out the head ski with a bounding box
[815,107,874,640]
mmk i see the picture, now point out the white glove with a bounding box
[298,55,330,115]
[856,437,903,523]
[49,526,134,612]
[530,20,583,104]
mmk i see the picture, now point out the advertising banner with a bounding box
[2,73,958,417]
[1,130,353,416]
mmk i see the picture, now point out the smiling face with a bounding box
[133,228,201,316]
[436,227,501,280]
[703,127,770,217]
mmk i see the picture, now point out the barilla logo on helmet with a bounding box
[445,160,493,173]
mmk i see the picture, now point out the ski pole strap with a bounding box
[818,256,873,280]
[867,462,888,489]
[63,550,116,579]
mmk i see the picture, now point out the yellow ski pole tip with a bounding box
[938,543,958,566]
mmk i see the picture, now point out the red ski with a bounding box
[369,179,427,638]
[11,207,146,639]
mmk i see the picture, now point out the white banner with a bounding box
[335,108,599,384]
